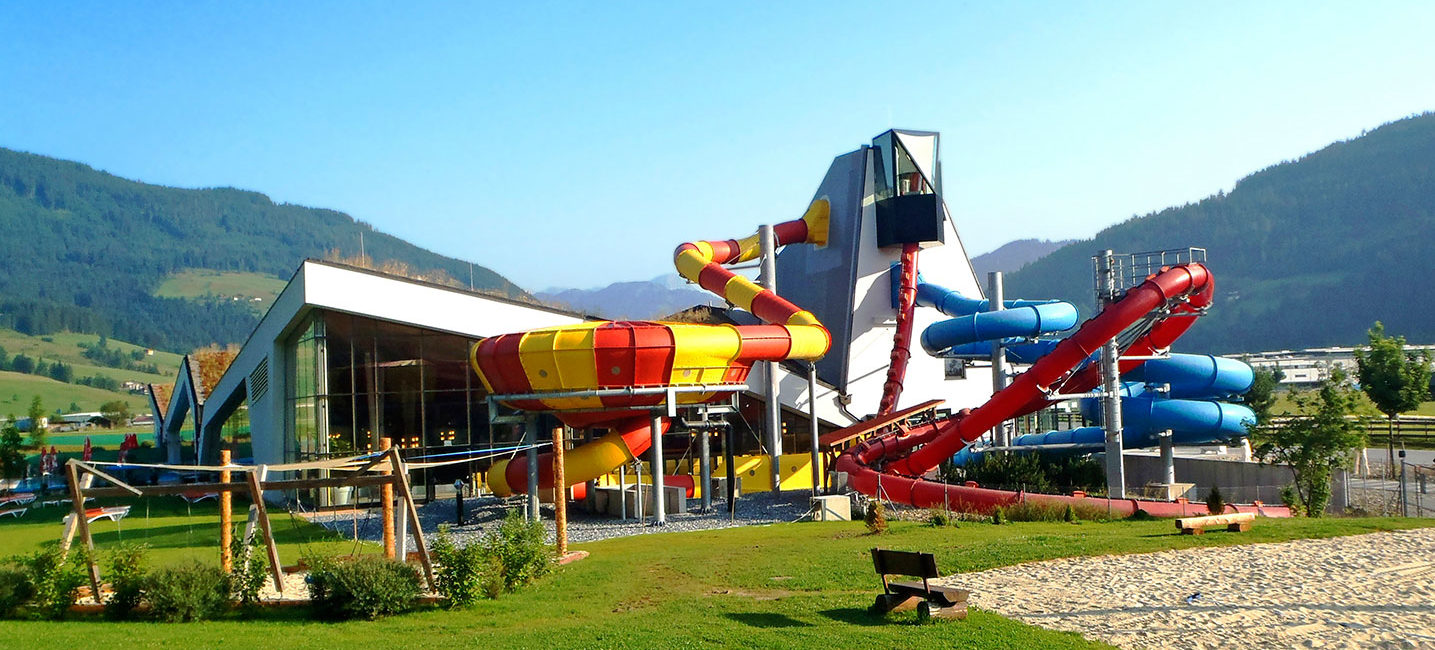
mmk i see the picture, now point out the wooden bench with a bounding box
[1175,512,1255,535]
[869,548,969,620]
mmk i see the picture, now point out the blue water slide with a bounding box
[903,276,1079,356]
[1120,353,1254,399]
[944,339,1066,365]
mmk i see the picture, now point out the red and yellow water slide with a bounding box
[471,200,832,496]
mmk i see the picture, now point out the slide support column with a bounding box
[760,223,783,494]
[1097,250,1127,499]
[988,271,1011,448]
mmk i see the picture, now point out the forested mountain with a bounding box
[1004,112,1435,354]
[971,238,1076,277]
[537,274,714,320]
[0,148,524,351]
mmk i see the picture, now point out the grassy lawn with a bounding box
[0,371,152,419]
[0,500,1430,648]
[0,326,183,415]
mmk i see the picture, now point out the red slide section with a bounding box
[836,264,1289,517]
[876,243,920,415]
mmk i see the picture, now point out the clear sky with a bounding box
[3,2,1433,290]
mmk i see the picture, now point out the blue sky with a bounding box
[3,2,1433,290]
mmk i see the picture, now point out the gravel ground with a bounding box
[306,490,839,548]
[936,527,1435,649]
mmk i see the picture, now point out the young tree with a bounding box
[25,395,46,449]
[0,421,23,480]
[1244,366,1286,424]
[99,400,133,428]
[1251,369,1367,517]
[1354,321,1432,473]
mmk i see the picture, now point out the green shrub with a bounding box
[104,544,148,620]
[432,526,490,607]
[0,565,33,618]
[228,534,269,612]
[991,506,1007,525]
[864,501,888,534]
[484,510,553,592]
[307,556,420,620]
[19,548,88,619]
[1063,504,1077,523]
[1205,486,1226,515]
[146,561,229,622]
[482,553,504,600]
[925,508,953,527]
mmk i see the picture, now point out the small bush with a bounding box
[308,556,420,620]
[432,526,490,607]
[20,548,88,620]
[146,561,229,622]
[1063,504,1077,523]
[990,506,1007,525]
[1279,484,1304,516]
[864,501,888,534]
[925,508,953,527]
[482,553,504,600]
[1205,486,1226,515]
[484,510,552,592]
[105,544,148,620]
[228,535,269,612]
[0,565,33,618]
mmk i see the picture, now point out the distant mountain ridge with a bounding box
[971,238,1076,278]
[1004,112,1435,354]
[537,274,714,319]
[0,147,524,351]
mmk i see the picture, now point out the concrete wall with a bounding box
[1122,452,1297,505]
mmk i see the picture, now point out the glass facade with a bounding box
[284,309,517,502]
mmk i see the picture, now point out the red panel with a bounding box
[592,322,676,408]
[594,323,637,389]
[772,219,808,245]
[749,291,801,324]
[735,325,792,361]
[479,334,545,410]
[697,264,736,295]
[707,239,740,263]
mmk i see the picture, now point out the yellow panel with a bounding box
[675,249,709,282]
[801,198,831,247]
[518,329,602,410]
[549,327,602,409]
[723,275,763,311]
[785,325,831,360]
[487,459,512,496]
[734,233,762,263]
[668,323,742,385]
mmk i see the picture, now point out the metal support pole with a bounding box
[725,421,737,520]
[1159,430,1175,491]
[525,417,540,522]
[1400,450,1408,517]
[650,414,666,526]
[698,425,712,513]
[759,223,783,494]
[988,272,1011,448]
[808,361,821,497]
[618,463,627,520]
[634,459,644,523]
[1097,250,1126,499]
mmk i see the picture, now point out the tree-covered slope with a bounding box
[0,147,524,351]
[1004,112,1435,354]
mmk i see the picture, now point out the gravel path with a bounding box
[935,527,1435,649]
[306,491,830,548]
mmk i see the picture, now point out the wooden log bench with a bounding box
[1175,512,1255,535]
[869,548,969,620]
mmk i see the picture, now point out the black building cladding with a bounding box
[872,129,945,248]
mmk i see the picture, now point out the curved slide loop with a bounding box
[909,278,1078,356]
[838,264,1247,515]
[473,199,834,496]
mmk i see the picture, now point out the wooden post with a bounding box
[244,466,285,594]
[387,449,436,591]
[65,462,102,600]
[381,438,396,559]
[553,426,567,557]
[220,449,233,572]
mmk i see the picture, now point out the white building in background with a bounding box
[1238,344,1435,388]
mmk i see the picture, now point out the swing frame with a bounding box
[58,447,436,600]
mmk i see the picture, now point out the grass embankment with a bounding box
[0,327,182,415]
[0,499,1429,649]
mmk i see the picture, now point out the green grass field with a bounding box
[0,327,182,416]
[0,499,1428,649]
[153,269,287,315]
[0,371,151,419]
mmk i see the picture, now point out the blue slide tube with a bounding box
[1120,353,1254,399]
[909,278,1079,355]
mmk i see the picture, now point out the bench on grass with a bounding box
[63,505,132,525]
[1175,512,1255,535]
[0,507,27,519]
[869,548,968,620]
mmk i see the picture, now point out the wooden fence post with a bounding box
[553,426,567,557]
[381,438,395,559]
[220,449,233,572]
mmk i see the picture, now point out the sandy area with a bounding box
[936,527,1435,649]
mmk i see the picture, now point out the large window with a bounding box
[284,310,508,501]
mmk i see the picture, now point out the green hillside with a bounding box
[0,147,525,351]
[0,328,178,416]
[1004,112,1435,354]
